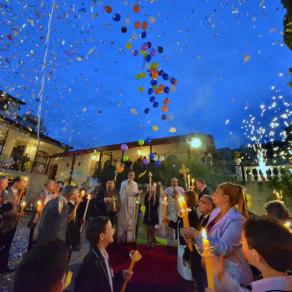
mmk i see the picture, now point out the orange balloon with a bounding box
[163,98,170,104]
[155,88,161,94]
[158,84,164,90]
[162,105,168,112]
[133,4,140,13]
[151,70,158,80]
[117,165,125,173]
[134,21,141,29]
[142,21,148,30]
[104,6,112,13]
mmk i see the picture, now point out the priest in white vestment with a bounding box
[117,171,140,243]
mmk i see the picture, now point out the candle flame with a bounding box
[21,201,27,207]
[178,195,185,204]
[37,200,42,207]
[87,194,92,200]
[284,221,291,230]
[201,228,207,239]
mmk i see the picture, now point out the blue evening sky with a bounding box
[0,0,291,150]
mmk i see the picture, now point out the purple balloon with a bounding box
[150,48,156,56]
[155,160,161,167]
[121,144,128,151]
[143,158,150,165]
[132,50,139,56]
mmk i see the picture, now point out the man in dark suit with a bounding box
[94,180,120,224]
[74,216,133,292]
[38,186,69,244]
[1,176,25,274]
[195,177,212,199]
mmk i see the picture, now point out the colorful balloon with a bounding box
[143,158,150,165]
[155,160,161,167]
[144,108,150,114]
[138,86,144,92]
[138,139,145,146]
[121,26,127,33]
[121,144,129,151]
[162,105,168,112]
[150,48,156,56]
[163,73,169,80]
[134,21,141,29]
[149,153,156,160]
[145,55,151,62]
[123,155,129,162]
[161,114,167,120]
[169,127,176,133]
[158,46,164,53]
[133,4,140,13]
[113,13,121,21]
[151,80,158,86]
[153,155,159,161]
[164,86,170,94]
[148,88,153,95]
[140,31,147,38]
[159,155,165,162]
[170,77,177,85]
[153,102,159,108]
[152,125,158,132]
[145,137,152,144]
[142,21,148,30]
[163,98,170,104]
[150,96,156,102]
[104,6,112,13]
[132,50,139,56]
[125,42,132,49]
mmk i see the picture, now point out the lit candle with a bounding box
[82,194,92,221]
[187,174,191,190]
[201,228,214,289]
[191,178,195,189]
[20,201,27,213]
[121,250,142,292]
[162,196,168,224]
[178,196,193,251]
[284,221,291,231]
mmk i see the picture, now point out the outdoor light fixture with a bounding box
[188,137,202,149]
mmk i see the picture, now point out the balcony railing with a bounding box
[236,164,290,182]
[0,154,48,174]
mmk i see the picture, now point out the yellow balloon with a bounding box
[152,125,158,132]
[169,127,176,133]
[125,42,132,49]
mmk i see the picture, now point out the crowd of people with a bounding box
[0,172,291,292]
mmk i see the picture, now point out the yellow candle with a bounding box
[187,174,191,190]
[201,228,214,289]
[191,178,195,188]
[20,201,27,213]
[178,196,193,251]
[162,196,168,224]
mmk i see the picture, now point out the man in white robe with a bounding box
[117,171,140,243]
[164,177,184,246]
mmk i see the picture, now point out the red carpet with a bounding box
[109,244,194,292]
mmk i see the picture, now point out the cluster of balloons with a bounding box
[104,4,178,133]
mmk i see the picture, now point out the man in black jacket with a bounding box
[74,216,133,292]
[195,177,212,199]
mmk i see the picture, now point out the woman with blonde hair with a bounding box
[183,182,253,289]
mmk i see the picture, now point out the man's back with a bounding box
[39,197,68,243]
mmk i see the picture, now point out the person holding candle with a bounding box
[168,191,199,281]
[27,180,56,250]
[66,187,82,253]
[74,216,133,292]
[143,182,160,248]
[187,194,215,291]
[38,186,70,244]
[207,216,292,292]
[94,180,121,225]
[183,182,253,289]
